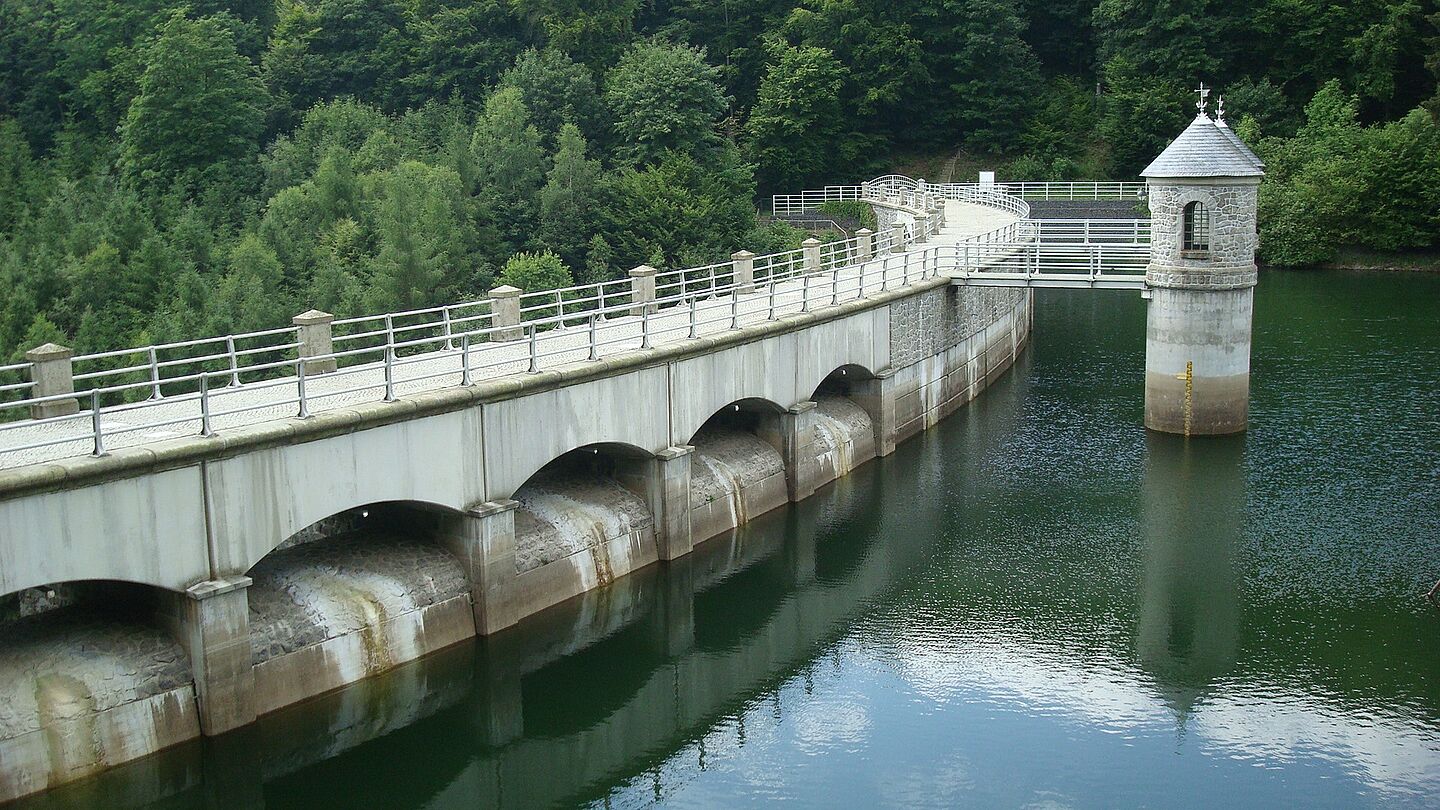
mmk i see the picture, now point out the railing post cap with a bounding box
[490,284,522,298]
[801,237,821,247]
[856,228,873,236]
[292,309,334,326]
[731,249,756,260]
[25,342,73,362]
[629,264,657,277]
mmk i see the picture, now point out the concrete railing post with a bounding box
[292,310,337,374]
[25,343,79,419]
[629,265,657,314]
[174,577,256,735]
[490,285,522,341]
[731,250,756,292]
[856,228,874,261]
[802,238,822,275]
[891,222,907,253]
[914,213,932,244]
[438,500,521,635]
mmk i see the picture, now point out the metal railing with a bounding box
[773,176,1146,214]
[769,185,867,215]
[992,181,1146,200]
[1026,219,1152,244]
[0,188,948,467]
[0,178,1149,469]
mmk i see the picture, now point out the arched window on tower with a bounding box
[1182,201,1210,256]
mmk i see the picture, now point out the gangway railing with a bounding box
[0,177,1150,469]
[991,181,1146,201]
[773,176,1146,215]
[1026,219,1151,244]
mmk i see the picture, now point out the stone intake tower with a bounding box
[1141,97,1265,435]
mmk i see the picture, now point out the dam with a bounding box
[0,112,1331,802]
[0,181,1037,801]
[5,265,1437,809]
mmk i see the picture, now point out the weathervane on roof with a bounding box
[1216,95,1227,125]
[1195,82,1211,117]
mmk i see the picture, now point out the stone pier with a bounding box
[169,577,257,735]
[761,402,822,502]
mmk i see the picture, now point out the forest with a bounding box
[0,0,1437,362]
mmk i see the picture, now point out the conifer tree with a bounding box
[539,124,603,271]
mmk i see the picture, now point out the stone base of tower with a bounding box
[1143,285,1253,436]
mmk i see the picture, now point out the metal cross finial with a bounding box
[1195,82,1211,116]
[1216,95,1227,124]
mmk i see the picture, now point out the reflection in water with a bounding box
[1136,433,1244,718]
[13,270,1440,809]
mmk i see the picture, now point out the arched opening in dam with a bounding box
[242,503,477,717]
[509,443,659,593]
[0,580,200,796]
[810,365,881,487]
[687,397,791,543]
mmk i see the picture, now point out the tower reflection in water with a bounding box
[1136,432,1244,721]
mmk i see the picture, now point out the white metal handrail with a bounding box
[0,178,1139,467]
[773,177,1146,214]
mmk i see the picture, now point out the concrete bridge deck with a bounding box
[0,201,1013,473]
[0,182,1139,802]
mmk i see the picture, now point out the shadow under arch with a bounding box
[0,575,187,612]
[236,497,469,578]
[496,440,660,505]
[0,577,204,801]
[683,396,790,446]
[809,362,880,399]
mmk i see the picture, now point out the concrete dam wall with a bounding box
[0,278,1030,803]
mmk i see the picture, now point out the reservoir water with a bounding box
[15,269,1440,808]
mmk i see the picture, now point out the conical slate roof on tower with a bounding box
[1141,113,1265,179]
[1214,116,1265,171]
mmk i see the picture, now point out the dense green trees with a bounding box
[1255,82,1440,266]
[0,0,1435,365]
[919,0,1041,147]
[604,41,729,166]
[120,12,269,189]
[745,43,848,192]
[539,125,603,273]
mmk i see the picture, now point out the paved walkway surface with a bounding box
[0,202,1017,470]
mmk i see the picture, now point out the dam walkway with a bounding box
[0,176,1150,803]
[0,180,1144,472]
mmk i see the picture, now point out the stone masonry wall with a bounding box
[1147,180,1259,290]
[889,285,1024,368]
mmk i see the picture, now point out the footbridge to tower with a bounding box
[0,118,1261,799]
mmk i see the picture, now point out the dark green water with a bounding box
[24,270,1440,808]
